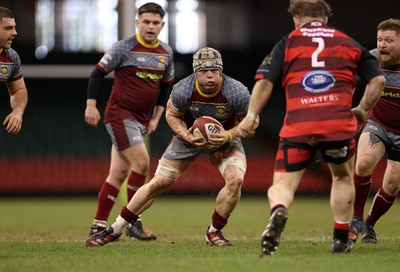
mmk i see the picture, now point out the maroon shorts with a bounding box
[274,138,355,172]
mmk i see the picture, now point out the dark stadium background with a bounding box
[0,0,394,195]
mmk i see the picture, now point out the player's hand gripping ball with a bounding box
[192,116,222,144]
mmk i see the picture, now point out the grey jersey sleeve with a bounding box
[97,37,133,73]
[169,74,196,112]
[222,76,250,116]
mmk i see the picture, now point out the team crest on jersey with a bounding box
[302,70,336,93]
[1,66,8,74]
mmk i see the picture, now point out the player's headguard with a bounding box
[193,47,223,72]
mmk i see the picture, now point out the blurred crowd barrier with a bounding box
[0,73,385,196]
[0,155,386,196]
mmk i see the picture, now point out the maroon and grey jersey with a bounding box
[170,73,249,130]
[367,49,400,135]
[0,48,23,83]
[97,33,175,125]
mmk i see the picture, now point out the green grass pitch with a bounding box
[1,196,399,272]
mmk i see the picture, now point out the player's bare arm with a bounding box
[147,105,164,134]
[238,79,270,138]
[351,75,385,132]
[4,77,28,134]
[165,100,206,147]
[85,98,101,127]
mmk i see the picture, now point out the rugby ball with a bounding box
[192,116,222,143]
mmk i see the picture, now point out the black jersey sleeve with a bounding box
[87,67,107,100]
[255,35,287,84]
[357,46,384,82]
[156,83,172,107]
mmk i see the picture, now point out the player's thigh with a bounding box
[355,132,386,172]
[108,145,132,184]
[328,156,354,182]
[121,142,150,173]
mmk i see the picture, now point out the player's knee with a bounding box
[383,179,400,196]
[155,160,181,181]
[355,159,373,176]
[132,155,150,174]
[225,175,243,193]
[218,157,247,176]
[136,161,150,174]
[110,168,131,184]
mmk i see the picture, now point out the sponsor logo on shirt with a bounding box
[300,24,335,37]
[136,71,164,81]
[300,94,339,105]
[302,70,336,93]
[381,90,400,98]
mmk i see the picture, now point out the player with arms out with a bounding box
[238,0,385,255]
[84,2,174,241]
[85,47,251,247]
[0,6,28,135]
[349,18,400,244]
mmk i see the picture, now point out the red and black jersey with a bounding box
[256,21,383,143]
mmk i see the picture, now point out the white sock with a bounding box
[208,224,218,233]
[111,215,128,234]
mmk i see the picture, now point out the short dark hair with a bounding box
[288,0,332,18]
[138,2,165,19]
[377,18,400,36]
[0,6,15,22]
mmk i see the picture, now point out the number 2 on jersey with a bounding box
[311,37,325,68]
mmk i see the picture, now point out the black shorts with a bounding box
[274,138,355,172]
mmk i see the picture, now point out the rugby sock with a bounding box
[353,174,372,218]
[333,221,350,242]
[94,181,119,223]
[120,205,139,222]
[366,188,397,226]
[211,210,228,230]
[111,215,129,234]
[127,171,146,201]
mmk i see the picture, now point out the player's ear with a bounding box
[293,17,300,28]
